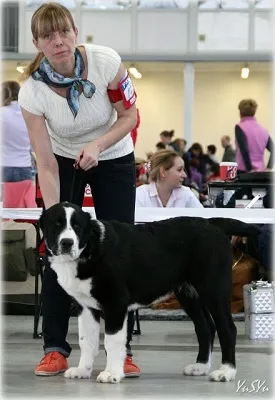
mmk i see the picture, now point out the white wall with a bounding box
[134,70,272,161]
[133,71,184,159]
[2,67,272,163]
[2,70,23,82]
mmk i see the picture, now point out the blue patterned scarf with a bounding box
[32,48,96,119]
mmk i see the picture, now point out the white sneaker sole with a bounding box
[34,369,67,376]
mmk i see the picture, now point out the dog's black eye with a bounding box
[73,223,79,229]
[55,221,61,227]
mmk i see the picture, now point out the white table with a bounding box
[1,206,275,224]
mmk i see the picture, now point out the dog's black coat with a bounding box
[40,202,260,380]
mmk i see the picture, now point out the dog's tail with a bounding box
[208,218,261,236]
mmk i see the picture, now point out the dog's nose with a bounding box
[60,238,74,253]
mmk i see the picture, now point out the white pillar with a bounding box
[183,62,195,148]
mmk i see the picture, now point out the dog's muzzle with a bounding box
[60,238,74,254]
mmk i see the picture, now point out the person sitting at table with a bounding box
[135,149,203,208]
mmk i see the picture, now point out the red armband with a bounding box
[107,72,137,109]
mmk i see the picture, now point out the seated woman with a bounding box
[136,149,203,208]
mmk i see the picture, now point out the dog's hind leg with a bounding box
[175,283,215,377]
[64,306,100,379]
[97,308,127,384]
[206,296,237,382]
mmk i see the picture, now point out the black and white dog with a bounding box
[39,202,259,384]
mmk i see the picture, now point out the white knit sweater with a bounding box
[18,44,134,160]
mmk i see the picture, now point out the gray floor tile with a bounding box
[1,316,274,399]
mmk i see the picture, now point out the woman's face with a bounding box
[33,23,78,66]
[161,156,187,188]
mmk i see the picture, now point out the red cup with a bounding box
[219,162,238,181]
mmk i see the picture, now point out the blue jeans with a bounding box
[2,166,32,182]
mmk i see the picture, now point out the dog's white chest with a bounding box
[51,259,100,310]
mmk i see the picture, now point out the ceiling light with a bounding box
[134,72,142,79]
[241,65,249,79]
[129,65,142,79]
[129,66,138,75]
[16,63,26,74]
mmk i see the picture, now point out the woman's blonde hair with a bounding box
[23,2,76,80]
[149,149,181,182]
[1,81,20,106]
[238,99,258,117]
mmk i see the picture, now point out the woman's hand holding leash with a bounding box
[75,142,101,171]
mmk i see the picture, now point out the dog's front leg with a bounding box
[97,311,127,384]
[65,307,100,379]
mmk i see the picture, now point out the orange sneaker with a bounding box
[124,356,140,378]
[34,351,68,376]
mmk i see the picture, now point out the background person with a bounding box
[136,149,203,208]
[235,99,274,199]
[221,135,235,162]
[159,129,175,150]
[206,144,219,164]
[19,1,139,378]
[235,99,273,174]
[1,81,36,208]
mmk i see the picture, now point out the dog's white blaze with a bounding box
[57,207,80,258]
[95,220,106,243]
[50,259,100,310]
[209,364,236,382]
[97,318,127,383]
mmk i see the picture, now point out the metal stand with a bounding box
[33,222,44,339]
[133,310,141,335]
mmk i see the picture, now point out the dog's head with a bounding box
[39,202,92,260]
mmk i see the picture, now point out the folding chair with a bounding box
[133,310,141,335]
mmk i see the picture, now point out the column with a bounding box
[183,62,195,147]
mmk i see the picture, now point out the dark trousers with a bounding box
[42,152,136,357]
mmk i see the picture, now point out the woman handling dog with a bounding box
[19,2,140,377]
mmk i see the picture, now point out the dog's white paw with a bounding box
[96,370,123,384]
[183,362,211,376]
[209,365,236,382]
[64,367,92,379]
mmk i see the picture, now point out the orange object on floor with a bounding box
[34,352,68,376]
[2,180,37,208]
[124,356,141,377]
